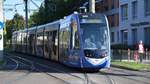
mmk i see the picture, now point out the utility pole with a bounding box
[24,0,28,53]
[0,0,3,60]
[24,0,28,29]
[89,0,95,13]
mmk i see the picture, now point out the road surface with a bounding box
[0,52,150,84]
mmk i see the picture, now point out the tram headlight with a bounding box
[86,54,89,57]
[86,53,92,57]
[100,52,107,58]
[102,54,107,57]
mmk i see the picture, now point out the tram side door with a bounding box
[51,31,58,61]
[59,27,70,63]
[69,19,81,64]
[59,30,63,62]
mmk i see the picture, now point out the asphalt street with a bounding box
[0,52,150,84]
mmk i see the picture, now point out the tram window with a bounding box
[44,32,48,45]
[52,31,57,55]
[23,36,27,44]
[37,33,43,45]
[62,31,69,48]
[29,34,32,46]
[55,32,58,46]
[74,32,80,49]
[71,20,80,49]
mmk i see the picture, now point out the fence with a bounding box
[111,49,150,62]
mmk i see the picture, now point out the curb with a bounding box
[111,64,150,71]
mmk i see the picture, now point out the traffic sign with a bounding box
[0,21,4,29]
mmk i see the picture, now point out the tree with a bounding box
[4,13,25,42]
[13,13,25,31]
[29,0,86,26]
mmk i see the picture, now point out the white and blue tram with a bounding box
[12,12,111,70]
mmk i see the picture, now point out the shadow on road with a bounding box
[2,52,99,73]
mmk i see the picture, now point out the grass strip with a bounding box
[111,61,150,71]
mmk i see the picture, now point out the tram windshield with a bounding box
[80,21,108,50]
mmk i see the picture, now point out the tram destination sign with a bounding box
[80,18,104,24]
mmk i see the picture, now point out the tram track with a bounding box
[9,52,98,84]
[104,74,116,84]
[2,52,150,84]
[111,67,150,79]
[100,68,150,84]
[5,53,70,84]
[84,73,98,84]
[4,56,19,71]
[6,52,150,84]
[87,71,116,84]
[84,73,89,84]
[3,53,34,84]
[6,53,83,84]
[30,59,96,84]
[0,54,19,78]
[108,68,150,84]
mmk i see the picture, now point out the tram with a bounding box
[12,12,111,70]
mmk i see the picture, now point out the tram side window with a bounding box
[29,34,34,47]
[61,30,69,49]
[37,33,43,46]
[71,21,80,49]
[52,31,57,55]
[55,31,58,46]
[17,33,21,45]
[23,33,27,45]
[74,32,80,49]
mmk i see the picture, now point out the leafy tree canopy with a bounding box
[29,0,86,27]
[5,13,25,40]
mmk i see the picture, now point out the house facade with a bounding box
[96,0,150,46]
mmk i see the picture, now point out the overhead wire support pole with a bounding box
[24,0,28,29]
[24,0,28,53]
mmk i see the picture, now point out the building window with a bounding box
[111,32,115,42]
[132,1,138,19]
[111,0,115,9]
[117,31,119,42]
[108,14,119,27]
[144,28,150,45]
[145,0,150,16]
[121,4,128,21]
[132,29,137,45]
[111,15,115,27]
[115,14,119,26]
[121,30,128,44]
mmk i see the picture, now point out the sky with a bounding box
[3,0,43,20]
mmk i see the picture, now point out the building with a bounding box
[119,0,150,46]
[96,0,150,46]
[96,0,119,45]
